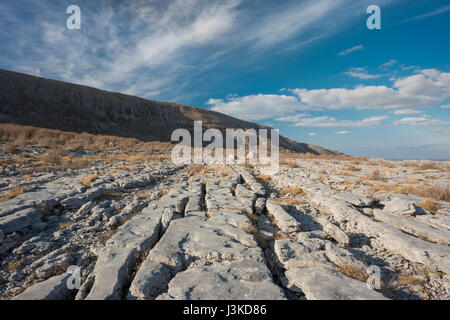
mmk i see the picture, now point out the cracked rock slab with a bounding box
[285,267,388,300]
[157,260,286,300]
[12,273,76,300]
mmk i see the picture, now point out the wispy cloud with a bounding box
[0,0,392,101]
[207,94,308,121]
[344,67,382,79]
[394,115,450,126]
[292,115,388,128]
[403,5,450,23]
[338,44,363,56]
[393,109,422,115]
[335,131,351,135]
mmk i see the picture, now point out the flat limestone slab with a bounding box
[373,210,450,246]
[157,260,286,300]
[285,267,388,300]
[128,261,171,300]
[266,200,301,234]
[12,274,75,300]
[85,246,137,300]
[0,208,42,234]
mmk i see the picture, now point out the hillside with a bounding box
[0,68,338,155]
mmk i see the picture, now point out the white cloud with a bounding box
[276,113,308,122]
[335,131,351,135]
[441,105,450,109]
[207,94,308,121]
[309,132,317,136]
[403,5,450,23]
[380,59,398,68]
[207,68,450,124]
[292,85,439,110]
[394,116,450,127]
[393,109,422,115]
[344,67,382,79]
[338,44,363,56]
[292,116,388,128]
[393,69,450,99]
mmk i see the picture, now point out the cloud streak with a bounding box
[338,44,364,56]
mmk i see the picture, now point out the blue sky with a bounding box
[0,0,449,159]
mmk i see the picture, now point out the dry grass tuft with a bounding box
[338,263,368,282]
[417,183,450,202]
[280,187,305,197]
[273,198,306,206]
[45,147,63,165]
[370,182,449,203]
[255,175,272,182]
[240,224,257,235]
[79,174,100,187]
[396,273,426,287]
[1,186,28,202]
[417,199,442,214]
[3,142,19,154]
[6,259,23,271]
[362,170,386,182]
[344,165,361,171]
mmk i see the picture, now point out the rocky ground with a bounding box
[1,149,449,300]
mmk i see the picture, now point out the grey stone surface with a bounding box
[255,198,266,215]
[12,274,75,300]
[285,267,388,300]
[373,209,450,246]
[0,208,42,234]
[128,261,171,300]
[85,246,137,300]
[157,260,286,300]
[266,200,300,234]
[382,196,422,216]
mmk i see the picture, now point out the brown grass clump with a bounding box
[255,175,271,182]
[240,224,257,235]
[59,221,74,229]
[273,198,306,206]
[3,142,19,154]
[417,199,442,214]
[6,259,23,271]
[370,182,449,203]
[362,170,386,182]
[1,186,28,202]
[318,169,327,174]
[45,147,63,165]
[416,162,439,171]
[344,165,361,171]
[396,273,426,287]
[335,171,354,177]
[79,174,100,187]
[338,263,368,282]
[99,191,124,199]
[416,183,449,202]
[273,232,291,241]
[280,187,305,197]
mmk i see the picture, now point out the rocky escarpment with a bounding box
[0,68,337,155]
